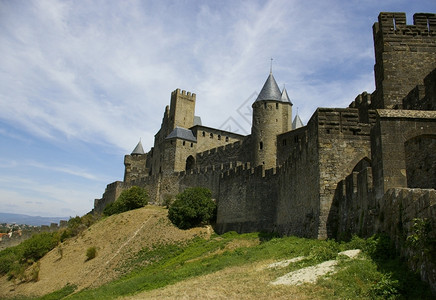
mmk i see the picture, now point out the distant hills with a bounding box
[0,212,69,226]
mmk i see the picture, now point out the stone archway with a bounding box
[185,155,195,171]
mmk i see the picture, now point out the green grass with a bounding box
[21,232,433,299]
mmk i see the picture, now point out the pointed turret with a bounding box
[251,72,293,169]
[280,87,293,104]
[292,114,304,129]
[255,73,282,102]
[131,140,145,155]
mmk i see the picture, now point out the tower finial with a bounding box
[270,58,273,74]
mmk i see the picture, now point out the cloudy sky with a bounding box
[0,0,434,218]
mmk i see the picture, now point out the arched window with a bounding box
[185,155,195,171]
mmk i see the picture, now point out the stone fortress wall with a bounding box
[94,12,436,291]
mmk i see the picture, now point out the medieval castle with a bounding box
[94,13,436,281]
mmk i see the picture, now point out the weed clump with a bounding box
[86,246,97,261]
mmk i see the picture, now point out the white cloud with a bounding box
[0,176,96,216]
[1,0,434,216]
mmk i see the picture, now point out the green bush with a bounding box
[0,249,18,275]
[86,246,97,261]
[0,232,59,280]
[21,232,59,262]
[168,187,216,229]
[104,186,149,216]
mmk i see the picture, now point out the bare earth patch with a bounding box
[271,249,361,286]
[121,262,314,300]
[0,206,210,299]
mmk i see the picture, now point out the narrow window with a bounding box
[225,136,229,142]
[264,102,267,109]
[276,103,279,109]
[190,143,193,147]
[202,131,205,137]
[210,133,213,138]
[259,141,263,150]
[282,139,287,146]
[183,141,186,146]
[218,134,221,140]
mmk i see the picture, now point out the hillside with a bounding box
[0,206,433,299]
[0,206,210,298]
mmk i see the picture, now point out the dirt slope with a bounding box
[121,261,313,300]
[0,206,211,298]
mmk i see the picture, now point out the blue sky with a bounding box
[0,0,434,218]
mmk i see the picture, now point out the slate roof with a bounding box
[131,140,145,155]
[194,116,202,126]
[280,87,293,105]
[166,127,197,142]
[255,73,282,102]
[292,114,304,129]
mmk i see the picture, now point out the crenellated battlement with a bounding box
[196,140,245,168]
[374,12,436,36]
[171,88,196,100]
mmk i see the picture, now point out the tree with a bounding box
[168,187,216,229]
[104,186,149,216]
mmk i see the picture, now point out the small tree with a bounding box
[86,246,97,261]
[168,187,216,229]
[104,186,149,216]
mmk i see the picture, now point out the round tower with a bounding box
[251,73,292,169]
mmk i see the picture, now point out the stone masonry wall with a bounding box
[371,110,436,199]
[195,140,249,169]
[333,166,376,240]
[378,188,436,293]
[192,126,245,154]
[275,116,320,238]
[216,164,278,234]
[405,136,436,189]
[124,154,149,183]
[372,13,436,109]
[94,181,126,214]
[403,68,436,111]
[317,108,373,238]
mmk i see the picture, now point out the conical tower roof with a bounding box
[280,87,293,104]
[131,140,145,155]
[292,114,304,129]
[255,73,282,102]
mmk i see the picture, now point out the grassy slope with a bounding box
[0,206,210,299]
[45,233,433,299]
[2,207,433,299]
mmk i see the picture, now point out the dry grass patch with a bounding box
[0,206,210,299]
[122,261,313,300]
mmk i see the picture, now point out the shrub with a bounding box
[369,273,400,299]
[104,186,149,216]
[0,249,18,275]
[168,187,216,229]
[21,232,59,262]
[86,246,97,261]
